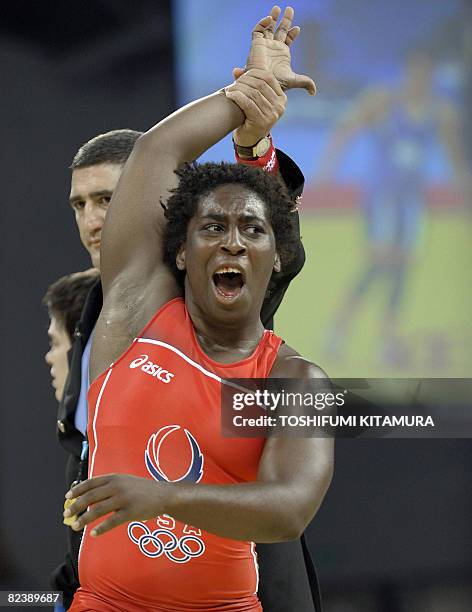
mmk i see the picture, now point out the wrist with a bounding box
[233,134,272,160]
[154,481,176,516]
[232,128,271,149]
[234,135,279,174]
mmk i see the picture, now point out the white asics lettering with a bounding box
[129,354,174,384]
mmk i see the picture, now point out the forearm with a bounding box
[139,90,245,164]
[99,89,244,289]
[164,481,309,543]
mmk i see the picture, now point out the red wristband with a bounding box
[234,140,279,175]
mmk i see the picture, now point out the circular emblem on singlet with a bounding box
[145,425,204,483]
[128,426,206,563]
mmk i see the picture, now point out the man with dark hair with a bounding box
[70,129,143,170]
[44,269,100,402]
[53,8,322,611]
[62,7,332,611]
[68,129,142,270]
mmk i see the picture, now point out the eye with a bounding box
[97,196,111,207]
[244,225,265,235]
[203,223,224,233]
[71,200,85,212]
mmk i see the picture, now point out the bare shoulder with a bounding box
[270,342,329,380]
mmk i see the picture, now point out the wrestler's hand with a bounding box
[64,474,169,536]
[226,69,287,147]
[233,5,316,96]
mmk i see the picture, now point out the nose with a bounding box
[220,227,246,256]
[45,350,52,366]
[84,201,104,232]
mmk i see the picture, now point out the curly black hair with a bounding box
[162,161,299,290]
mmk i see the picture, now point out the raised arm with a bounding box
[100,92,244,300]
[100,5,314,305]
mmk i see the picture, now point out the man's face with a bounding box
[69,163,123,269]
[45,315,71,402]
[177,184,280,323]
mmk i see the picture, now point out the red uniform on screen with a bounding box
[70,298,282,612]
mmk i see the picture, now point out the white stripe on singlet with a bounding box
[77,366,113,563]
[136,338,257,394]
[250,541,260,595]
[137,338,223,382]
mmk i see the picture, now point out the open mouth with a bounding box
[212,267,245,300]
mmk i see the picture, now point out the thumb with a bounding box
[292,73,317,96]
[232,66,246,80]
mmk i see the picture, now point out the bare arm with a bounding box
[100,92,245,299]
[89,93,247,378]
[100,5,312,303]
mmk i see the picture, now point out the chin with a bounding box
[212,295,256,323]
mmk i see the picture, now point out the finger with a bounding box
[252,15,273,40]
[264,17,276,40]
[226,91,265,124]
[232,67,245,80]
[274,6,294,42]
[67,475,112,499]
[230,83,276,119]
[90,510,128,537]
[269,5,282,23]
[242,69,285,97]
[64,485,114,518]
[232,76,284,107]
[229,86,285,130]
[285,25,300,47]
[70,498,118,531]
[291,73,317,96]
[240,69,284,95]
[263,7,280,40]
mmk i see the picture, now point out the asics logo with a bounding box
[129,354,174,384]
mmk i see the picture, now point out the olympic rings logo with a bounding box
[128,521,205,563]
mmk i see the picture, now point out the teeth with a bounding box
[215,267,241,274]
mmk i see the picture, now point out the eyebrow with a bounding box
[69,190,113,205]
[201,212,266,223]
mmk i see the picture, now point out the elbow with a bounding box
[277,518,306,542]
[284,464,334,541]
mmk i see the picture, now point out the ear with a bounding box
[273,252,281,273]
[176,245,186,271]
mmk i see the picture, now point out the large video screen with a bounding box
[174,0,471,377]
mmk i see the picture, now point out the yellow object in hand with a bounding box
[63,497,78,527]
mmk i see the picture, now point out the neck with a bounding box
[185,296,265,363]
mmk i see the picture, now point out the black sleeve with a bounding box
[257,540,317,611]
[261,149,305,329]
[50,553,79,610]
[50,454,83,609]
